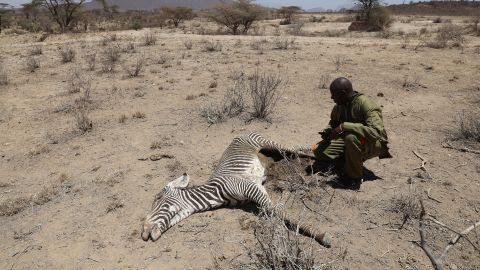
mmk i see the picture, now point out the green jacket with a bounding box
[325,92,388,144]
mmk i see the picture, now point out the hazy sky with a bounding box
[3,0,417,9]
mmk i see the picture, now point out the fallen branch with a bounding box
[413,150,432,179]
[416,200,480,270]
[442,142,480,155]
[425,188,442,204]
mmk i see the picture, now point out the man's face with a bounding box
[330,88,347,105]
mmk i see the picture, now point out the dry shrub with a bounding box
[59,46,76,63]
[118,114,128,123]
[101,46,121,73]
[204,40,223,52]
[26,56,40,73]
[0,177,70,216]
[454,111,480,143]
[249,69,285,120]
[75,106,93,133]
[183,39,193,50]
[388,192,421,227]
[250,39,268,52]
[201,73,247,124]
[29,45,43,56]
[0,63,8,85]
[249,205,316,270]
[122,42,136,53]
[85,52,96,71]
[286,22,305,36]
[273,36,296,50]
[367,7,393,31]
[143,32,157,46]
[132,111,146,119]
[318,74,331,89]
[104,45,121,63]
[124,55,145,77]
[333,55,345,72]
[427,24,465,49]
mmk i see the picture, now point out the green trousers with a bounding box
[314,133,384,179]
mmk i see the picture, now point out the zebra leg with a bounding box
[235,180,332,248]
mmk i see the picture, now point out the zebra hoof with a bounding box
[320,232,332,248]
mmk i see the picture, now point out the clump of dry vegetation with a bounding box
[0,175,71,216]
[85,52,96,71]
[124,55,145,77]
[26,56,40,73]
[201,69,284,123]
[29,45,43,56]
[132,111,146,119]
[74,106,93,133]
[249,69,285,120]
[248,206,316,270]
[201,73,247,124]
[454,111,480,142]
[388,192,421,228]
[318,74,331,89]
[0,63,8,85]
[427,24,465,49]
[273,36,296,50]
[183,39,193,50]
[101,45,122,73]
[204,40,222,52]
[59,46,76,63]
[118,114,128,124]
[143,32,157,46]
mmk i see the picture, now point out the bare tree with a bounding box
[353,0,382,21]
[32,0,86,31]
[161,6,194,27]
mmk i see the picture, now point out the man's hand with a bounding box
[330,123,345,140]
[311,141,323,152]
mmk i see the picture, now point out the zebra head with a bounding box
[141,173,190,241]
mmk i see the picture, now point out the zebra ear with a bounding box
[166,173,190,188]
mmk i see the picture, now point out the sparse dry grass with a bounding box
[0,175,70,216]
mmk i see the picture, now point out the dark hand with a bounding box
[330,123,345,140]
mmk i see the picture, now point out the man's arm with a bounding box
[341,98,386,142]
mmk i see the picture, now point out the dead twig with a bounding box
[425,188,442,204]
[416,200,480,270]
[413,150,432,179]
[442,142,480,155]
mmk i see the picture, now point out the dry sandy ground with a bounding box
[1,16,479,269]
